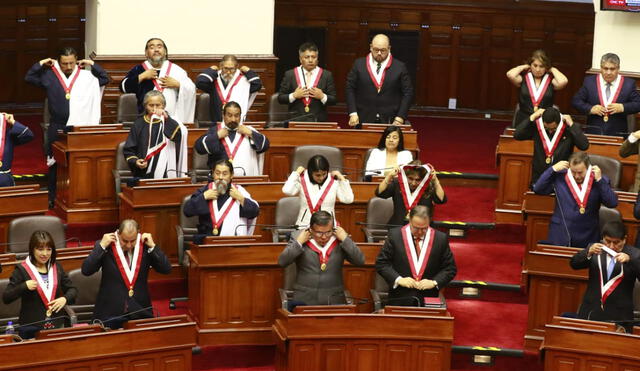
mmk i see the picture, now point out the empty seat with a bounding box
[272,197,299,242]
[589,154,622,190]
[8,216,67,256]
[362,197,394,243]
[290,145,343,173]
[195,93,214,128]
[116,93,139,128]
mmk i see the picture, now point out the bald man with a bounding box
[346,34,413,128]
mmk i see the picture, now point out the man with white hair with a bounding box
[120,38,195,123]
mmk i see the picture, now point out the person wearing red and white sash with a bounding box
[120,38,195,123]
[195,101,269,176]
[376,160,446,226]
[346,34,413,128]
[3,231,77,339]
[0,113,34,187]
[196,55,262,123]
[25,47,109,207]
[570,221,640,330]
[506,49,568,126]
[277,42,337,122]
[376,206,456,307]
[514,107,589,185]
[283,155,354,228]
[82,219,171,329]
[533,152,618,248]
[278,210,364,306]
[123,91,188,179]
[184,159,259,244]
[573,53,640,137]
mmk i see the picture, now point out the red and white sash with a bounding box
[293,66,324,108]
[535,116,566,160]
[300,170,335,214]
[218,122,246,161]
[397,164,434,212]
[565,166,594,212]
[215,69,244,105]
[525,72,551,110]
[112,233,143,295]
[366,54,393,92]
[22,258,58,312]
[142,60,173,92]
[305,236,339,269]
[51,62,81,99]
[597,251,624,305]
[0,114,6,166]
[208,182,237,233]
[597,75,624,108]
[144,114,168,162]
[400,224,435,281]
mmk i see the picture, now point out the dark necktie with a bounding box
[607,256,616,280]
[376,62,381,74]
[605,83,612,101]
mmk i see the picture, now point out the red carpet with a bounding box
[11,114,46,174]
[450,242,524,284]
[435,186,497,222]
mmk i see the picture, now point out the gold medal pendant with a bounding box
[65,92,71,100]
[320,263,327,271]
[0,160,3,168]
[213,227,219,235]
[603,115,609,122]
[46,309,52,317]
[129,289,134,297]
[405,212,410,220]
[579,207,585,214]
[304,106,310,113]
[545,157,551,164]
[534,105,539,112]
[228,158,233,163]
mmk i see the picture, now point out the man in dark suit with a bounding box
[81,219,171,328]
[277,42,337,122]
[533,151,618,248]
[346,34,413,127]
[278,210,364,306]
[572,53,640,137]
[375,205,456,307]
[514,107,589,185]
[570,221,640,331]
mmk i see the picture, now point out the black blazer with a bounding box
[346,56,413,124]
[277,67,337,122]
[81,241,171,323]
[2,262,77,326]
[375,227,456,306]
[570,245,640,322]
[514,118,590,184]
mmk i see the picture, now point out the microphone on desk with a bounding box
[355,222,404,228]
[265,112,318,128]
[233,166,247,176]
[233,223,300,236]
[91,305,156,328]
[327,291,370,305]
[166,169,193,178]
[552,184,573,247]
[581,125,605,135]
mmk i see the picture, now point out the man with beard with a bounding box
[277,42,337,122]
[123,90,187,179]
[278,210,364,306]
[184,159,259,243]
[196,55,262,122]
[534,151,618,248]
[25,47,109,207]
[375,160,446,226]
[346,34,413,127]
[514,107,589,185]
[194,101,269,176]
[120,38,195,123]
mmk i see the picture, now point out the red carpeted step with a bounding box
[449,241,524,285]
[447,298,528,349]
[435,186,497,223]
[12,114,46,175]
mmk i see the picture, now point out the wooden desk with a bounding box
[186,241,384,346]
[0,185,48,253]
[542,317,640,369]
[495,128,638,223]
[56,126,416,224]
[0,315,196,370]
[522,191,639,253]
[273,307,453,371]
[522,244,587,351]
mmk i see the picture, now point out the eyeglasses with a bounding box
[371,48,389,54]
[310,229,334,237]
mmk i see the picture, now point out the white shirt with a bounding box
[365,148,413,177]
[289,66,328,105]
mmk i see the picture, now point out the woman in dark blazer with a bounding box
[2,231,77,339]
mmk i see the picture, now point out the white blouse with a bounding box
[365,148,413,177]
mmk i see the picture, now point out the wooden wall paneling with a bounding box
[0,7,18,103]
[456,22,484,109]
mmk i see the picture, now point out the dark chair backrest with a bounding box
[290,145,343,173]
[116,93,139,127]
[366,197,394,226]
[67,268,102,306]
[192,150,210,183]
[195,93,214,128]
[177,194,198,265]
[268,93,289,125]
[8,216,66,254]
[599,206,622,232]
[275,197,299,227]
[115,141,131,173]
[0,278,21,326]
[361,148,376,181]
[374,272,390,293]
[589,154,622,190]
